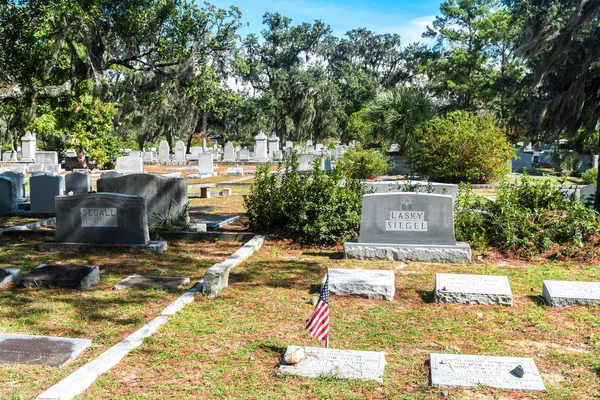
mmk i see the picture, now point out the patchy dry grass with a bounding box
[80,240,600,399]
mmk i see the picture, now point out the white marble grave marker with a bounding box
[327,268,395,301]
[542,280,600,307]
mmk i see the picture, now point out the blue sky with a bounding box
[206,0,443,46]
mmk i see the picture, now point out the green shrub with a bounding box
[149,200,192,239]
[455,177,600,258]
[409,111,514,184]
[336,147,390,180]
[581,168,597,184]
[244,152,365,244]
[551,149,581,176]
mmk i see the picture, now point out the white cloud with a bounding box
[379,15,436,47]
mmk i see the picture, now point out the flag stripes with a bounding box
[306,276,330,342]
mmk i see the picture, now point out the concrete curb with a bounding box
[203,235,265,298]
[36,282,203,400]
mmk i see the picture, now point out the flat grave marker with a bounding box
[542,280,600,307]
[279,346,386,383]
[21,264,100,290]
[327,268,395,301]
[113,275,190,291]
[430,353,545,392]
[435,273,512,306]
[0,333,91,367]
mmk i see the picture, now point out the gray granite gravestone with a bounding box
[115,156,143,174]
[542,280,600,307]
[268,134,279,159]
[285,141,293,152]
[55,193,149,244]
[223,142,235,162]
[198,152,214,175]
[0,268,21,287]
[158,140,170,162]
[327,269,395,301]
[113,275,190,290]
[97,173,187,220]
[0,176,19,212]
[22,264,100,290]
[1,171,25,200]
[174,141,186,162]
[239,149,250,161]
[298,154,314,172]
[30,173,62,213]
[430,353,545,391]
[512,152,533,173]
[20,131,36,162]
[344,192,471,262]
[65,172,91,195]
[189,146,203,161]
[279,346,387,383]
[0,333,91,367]
[225,167,244,176]
[435,273,512,306]
[34,151,59,164]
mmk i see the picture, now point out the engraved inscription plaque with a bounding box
[81,208,118,227]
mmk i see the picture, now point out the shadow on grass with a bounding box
[417,290,435,303]
[229,259,323,290]
[527,295,547,307]
[302,251,343,260]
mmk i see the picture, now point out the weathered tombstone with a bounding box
[30,173,62,213]
[97,173,187,220]
[189,146,203,161]
[0,268,21,287]
[327,269,395,301]
[115,156,143,174]
[142,149,155,162]
[268,134,279,159]
[35,151,58,165]
[158,140,170,163]
[430,353,545,391]
[22,264,100,290]
[1,150,18,162]
[273,150,283,161]
[542,280,600,307]
[298,154,314,172]
[221,188,232,196]
[285,141,294,152]
[239,149,250,162]
[512,152,533,173]
[279,346,387,383]
[1,171,25,200]
[8,164,26,174]
[363,181,459,204]
[225,167,244,176]
[254,131,268,162]
[43,164,62,174]
[55,193,149,244]
[198,152,214,175]
[0,333,91,367]
[174,141,186,162]
[65,172,91,195]
[100,171,122,179]
[315,143,323,153]
[223,142,235,162]
[344,193,471,263]
[20,131,36,162]
[0,176,18,212]
[113,275,190,290]
[435,273,512,306]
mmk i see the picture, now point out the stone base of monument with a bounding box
[343,241,471,263]
[279,346,386,383]
[430,353,545,391]
[542,280,600,308]
[0,333,91,367]
[114,275,190,291]
[0,268,21,287]
[327,268,395,301]
[22,264,100,290]
[186,172,217,179]
[38,241,168,254]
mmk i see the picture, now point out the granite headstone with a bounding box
[30,173,62,213]
[435,273,512,306]
[542,280,600,307]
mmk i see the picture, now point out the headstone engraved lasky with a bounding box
[344,193,471,262]
[430,353,545,392]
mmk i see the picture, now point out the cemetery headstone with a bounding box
[1,171,25,200]
[34,151,58,165]
[43,164,62,174]
[189,146,203,161]
[100,171,122,179]
[254,131,268,162]
[285,141,294,152]
[115,156,143,174]
[113,275,190,290]
[221,188,232,196]
[279,346,387,383]
[223,142,235,162]
[158,140,170,163]
[174,141,186,162]
[8,164,26,174]
[327,268,395,301]
[65,172,91,195]
[0,333,91,367]
[512,151,533,173]
[239,149,250,161]
[22,264,100,290]
[435,273,512,306]
[0,176,18,212]
[344,193,471,263]
[97,173,187,220]
[20,131,36,162]
[430,353,545,392]
[225,167,244,176]
[142,149,155,162]
[30,173,62,213]
[0,268,21,287]
[198,152,214,175]
[298,154,314,172]
[542,280,600,307]
[364,181,459,203]
[268,134,279,159]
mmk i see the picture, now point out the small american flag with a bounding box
[305,275,330,342]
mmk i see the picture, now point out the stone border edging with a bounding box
[36,282,203,400]
[1,217,56,235]
[203,235,265,298]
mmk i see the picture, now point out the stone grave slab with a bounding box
[435,273,512,306]
[0,333,91,367]
[113,275,190,291]
[0,268,21,287]
[327,268,395,301]
[542,280,600,307]
[430,353,545,392]
[21,264,100,290]
[279,346,386,383]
